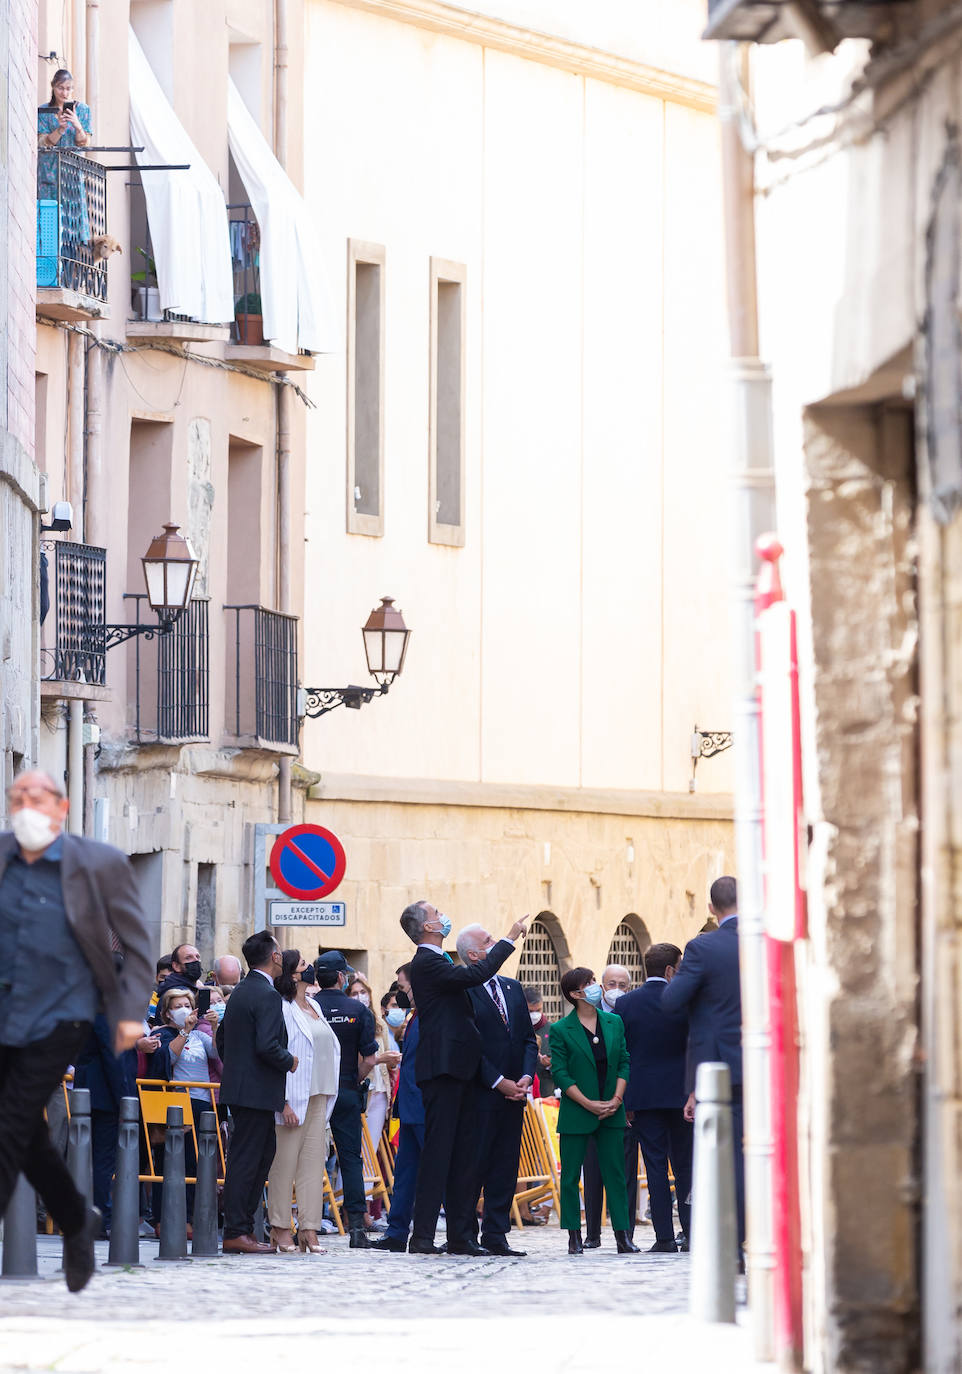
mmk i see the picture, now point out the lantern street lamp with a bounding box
[98,523,199,650]
[303,597,411,718]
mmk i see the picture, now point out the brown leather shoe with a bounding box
[222,1234,273,1255]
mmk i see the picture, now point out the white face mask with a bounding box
[169,1005,192,1029]
[353,991,371,1007]
[603,987,625,1008]
[529,1011,542,1027]
[11,807,58,852]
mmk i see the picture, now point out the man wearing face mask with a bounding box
[402,900,530,1255]
[312,949,379,1247]
[150,943,205,1022]
[582,964,640,1248]
[216,929,296,1254]
[0,769,153,1291]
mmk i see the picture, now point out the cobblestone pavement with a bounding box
[0,1226,772,1373]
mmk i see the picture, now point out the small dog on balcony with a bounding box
[91,234,122,261]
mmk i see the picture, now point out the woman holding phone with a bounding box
[37,69,93,253]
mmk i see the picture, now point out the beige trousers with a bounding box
[267,1093,330,1230]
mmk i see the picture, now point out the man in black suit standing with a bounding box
[459,924,538,1257]
[616,942,692,1252]
[662,875,744,1252]
[403,900,529,1255]
[217,929,296,1254]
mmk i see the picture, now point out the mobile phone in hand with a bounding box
[63,101,76,113]
[197,988,211,1016]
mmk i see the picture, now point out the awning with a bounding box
[227,79,337,356]
[128,29,234,324]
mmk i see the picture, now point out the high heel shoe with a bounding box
[270,1225,296,1253]
[297,1229,326,1255]
[567,1230,584,1255]
[614,1230,640,1254]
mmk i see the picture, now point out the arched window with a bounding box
[517,913,568,1022]
[606,916,650,986]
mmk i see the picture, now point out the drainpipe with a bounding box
[67,699,84,836]
[274,0,289,172]
[274,0,294,827]
[67,333,85,538]
[85,0,99,127]
[719,43,776,1362]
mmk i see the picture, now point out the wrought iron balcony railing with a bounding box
[40,540,107,685]
[36,149,108,301]
[224,605,299,749]
[125,594,210,743]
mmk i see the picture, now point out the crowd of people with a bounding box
[0,768,744,1290]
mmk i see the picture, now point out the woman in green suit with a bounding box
[549,967,640,1255]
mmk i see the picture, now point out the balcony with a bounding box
[704,0,916,45]
[125,595,210,743]
[36,150,110,321]
[224,202,315,373]
[224,605,299,752]
[39,539,111,699]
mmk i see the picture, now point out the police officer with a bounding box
[312,950,379,1247]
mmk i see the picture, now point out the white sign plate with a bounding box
[269,901,347,927]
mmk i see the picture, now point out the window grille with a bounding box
[517,918,565,1023]
[606,920,649,986]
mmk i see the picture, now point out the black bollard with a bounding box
[1,1175,39,1282]
[66,1087,94,1207]
[156,1105,190,1262]
[105,1098,143,1268]
[191,1111,220,1258]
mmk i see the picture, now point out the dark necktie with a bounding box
[488,977,508,1025]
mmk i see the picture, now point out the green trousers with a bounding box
[559,1127,630,1231]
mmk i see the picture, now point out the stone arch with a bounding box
[605,914,651,985]
[518,910,571,1023]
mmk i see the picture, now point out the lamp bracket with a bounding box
[87,614,180,653]
[689,726,734,794]
[302,683,390,719]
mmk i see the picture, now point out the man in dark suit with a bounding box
[371,963,424,1252]
[403,900,529,1255]
[662,875,744,1251]
[616,942,693,1252]
[460,925,538,1257]
[217,928,296,1254]
[0,769,153,1291]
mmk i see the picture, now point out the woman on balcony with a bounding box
[37,69,93,260]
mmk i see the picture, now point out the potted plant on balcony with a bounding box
[235,292,263,345]
[131,249,162,322]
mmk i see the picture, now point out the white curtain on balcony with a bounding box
[128,29,234,324]
[226,79,337,356]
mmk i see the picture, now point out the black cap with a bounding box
[315,949,349,973]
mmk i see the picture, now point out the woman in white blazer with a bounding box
[267,949,340,1253]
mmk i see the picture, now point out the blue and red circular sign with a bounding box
[270,824,346,901]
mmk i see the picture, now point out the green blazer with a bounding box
[548,1008,630,1134]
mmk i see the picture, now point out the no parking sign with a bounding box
[269,824,347,901]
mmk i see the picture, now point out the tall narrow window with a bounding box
[429,258,466,546]
[347,239,385,535]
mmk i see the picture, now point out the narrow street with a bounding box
[0,1227,768,1374]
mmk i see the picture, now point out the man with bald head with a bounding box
[0,770,152,1291]
[582,962,640,1248]
[213,954,242,989]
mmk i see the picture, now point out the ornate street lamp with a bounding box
[100,523,199,649]
[303,597,411,718]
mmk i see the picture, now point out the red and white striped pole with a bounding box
[755,534,805,1371]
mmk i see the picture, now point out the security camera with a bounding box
[41,501,73,533]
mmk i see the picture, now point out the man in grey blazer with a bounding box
[0,770,153,1291]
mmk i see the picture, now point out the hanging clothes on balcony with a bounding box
[127,28,234,325]
[226,79,338,356]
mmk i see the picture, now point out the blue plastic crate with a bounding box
[36,200,60,287]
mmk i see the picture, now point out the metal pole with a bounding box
[191,1111,220,1258]
[66,1086,93,1206]
[1,1176,39,1281]
[105,1098,142,1268]
[156,1106,190,1262]
[690,1061,737,1325]
[719,42,776,1358]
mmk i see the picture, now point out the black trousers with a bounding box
[329,1086,367,1226]
[413,1075,480,1246]
[91,1109,119,1227]
[631,1108,693,1242]
[222,1105,276,1240]
[473,1100,525,1243]
[0,1020,90,1238]
[583,1126,638,1240]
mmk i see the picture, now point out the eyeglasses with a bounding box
[6,787,61,808]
